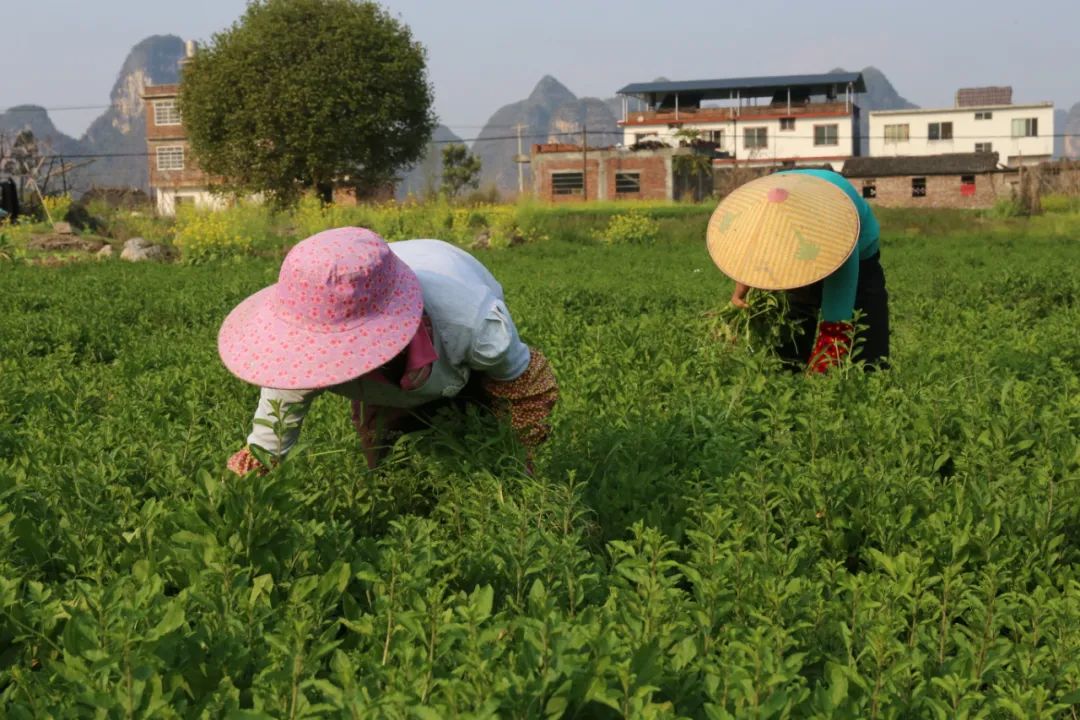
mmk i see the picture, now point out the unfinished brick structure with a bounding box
[842,153,1016,209]
[531,144,712,202]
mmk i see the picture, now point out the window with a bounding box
[153,100,181,126]
[928,122,953,141]
[1011,118,1038,137]
[974,111,993,120]
[975,142,993,153]
[961,174,976,197]
[912,177,927,198]
[551,171,584,196]
[156,146,184,171]
[615,172,641,194]
[780,118,795,131]
[744,127,768,149]
[862,181,877,199]
[814,124,839,146]
[707,130,725,145]
[884,124,910,143]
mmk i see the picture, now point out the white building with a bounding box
[869,87,1054,167]
[616,73,866,170]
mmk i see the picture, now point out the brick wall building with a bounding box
[142,81,226,217]
[842,153,1016,209]
[531,144,712,202]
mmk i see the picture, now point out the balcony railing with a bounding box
[620,102,852,126]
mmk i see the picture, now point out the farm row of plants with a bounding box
[1,216,1079,716]
[4,191,1076,265]
[1,194,720,264]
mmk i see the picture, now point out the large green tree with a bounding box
[180,0,436,203]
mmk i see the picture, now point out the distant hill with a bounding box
[0,35,185,194]
[470,76,621,196]
[0,105,82,156]
[80,35,186,190]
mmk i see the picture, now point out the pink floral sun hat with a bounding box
[218,227,424,390]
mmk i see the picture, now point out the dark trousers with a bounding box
[776,251,891,369]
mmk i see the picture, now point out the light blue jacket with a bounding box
[247,239,531,455]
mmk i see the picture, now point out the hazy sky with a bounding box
[4,0,1078,141]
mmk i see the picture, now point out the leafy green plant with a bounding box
[595,211,661,245]
[2,211,1079,717]
[0,232,15,262]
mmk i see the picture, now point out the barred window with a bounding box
[551,171,583,195]
[615,172,641,194]
[912,177,927,198]
[154,100,181,126]
[157,146,185,171]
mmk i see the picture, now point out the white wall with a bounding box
[623,113,857,164]
[155,189,230,217]
[869,104,1054,166]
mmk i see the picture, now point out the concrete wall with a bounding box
[869,104,1054,166]
[622,106,858,165]
[154,188,229,217]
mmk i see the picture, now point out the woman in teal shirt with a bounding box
[717,169,890,372]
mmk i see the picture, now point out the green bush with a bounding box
[984,198,1026,219]
[3,227,1080,717]
[595,211,662,245]
[1041,193,1080,214]
[173,202,281,263]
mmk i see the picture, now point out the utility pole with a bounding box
[513,123,528,196]
[582,125,588,200]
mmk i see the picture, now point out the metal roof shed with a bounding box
[616,72,866,117]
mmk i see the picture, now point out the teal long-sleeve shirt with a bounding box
[776,169,880,322]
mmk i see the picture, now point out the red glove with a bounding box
[808,321,853,374]
[226,447,267,476]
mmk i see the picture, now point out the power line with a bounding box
[0,104,112,114]
[0,104,540,132]
[2,128,1078,163]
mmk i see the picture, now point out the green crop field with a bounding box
[1,209,1079,718]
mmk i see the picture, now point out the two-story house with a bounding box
[616,72,866,169]
[868,87,1054,167]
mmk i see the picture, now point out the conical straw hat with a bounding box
[706,173,860,290]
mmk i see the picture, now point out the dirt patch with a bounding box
[27,234,108,253]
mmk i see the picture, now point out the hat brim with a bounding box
[217,262,424,390]
[706,174,860,291]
